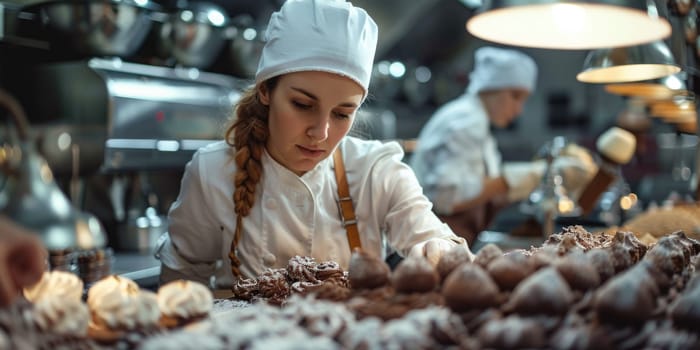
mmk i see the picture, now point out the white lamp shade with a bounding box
[466,1,671,50]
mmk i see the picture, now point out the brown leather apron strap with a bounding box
[333,147,362,251]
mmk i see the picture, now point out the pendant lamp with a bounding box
[466,0,671,50]
[649,96,697,122]
[604,73,689,101]
[576,40,681,83]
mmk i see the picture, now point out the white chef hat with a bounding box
[467,46,538,94]
[255,0,378,97]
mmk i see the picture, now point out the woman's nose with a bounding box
[306,115,329,141]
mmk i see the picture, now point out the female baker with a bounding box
[158,0,472,288]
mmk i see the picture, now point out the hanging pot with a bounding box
[228,14,265,79]
[157,1,230,69]
[27,0,160,58]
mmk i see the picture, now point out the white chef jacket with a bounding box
[410,93,502,215]
[159,136,464,287]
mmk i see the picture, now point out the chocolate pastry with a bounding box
[290,280,324,294]
[473,243,503,269]
[554,249,601,291]
[436,245,474,281]
[503,267,573,316]
[347,250,391,290]
[391,256,440,294]
[477,315,547,349]
[232,278,259,300]
[442,263,500,313]
[593,261,659,325]
[586,248,616,283]
[257,268,291,301]
[315,261,345,281]
[486,250,534,291]
[286,256,318,282]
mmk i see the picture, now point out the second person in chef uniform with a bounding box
[158,0,472,288]
[410,47,597,245]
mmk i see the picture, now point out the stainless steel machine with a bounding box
[13,57,248,252]
[26,57,246,172]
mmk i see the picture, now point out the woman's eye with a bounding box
[334,111,351,119]
[292,101,311,109]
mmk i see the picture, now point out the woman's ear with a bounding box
[257,84,270,106]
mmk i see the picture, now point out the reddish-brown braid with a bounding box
[224,80,275,280]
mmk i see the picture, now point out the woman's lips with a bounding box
[297,145,325,158]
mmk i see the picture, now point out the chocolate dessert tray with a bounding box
[2,225,700,349]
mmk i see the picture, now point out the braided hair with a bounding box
[224,78,278,279]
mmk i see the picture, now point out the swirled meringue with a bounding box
[87,275,160,330]
[157,280,213,319]
[23,270,84,303]
[33,296,89,336]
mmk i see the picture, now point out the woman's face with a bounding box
[259,71,364,176]
[483,88,530,128]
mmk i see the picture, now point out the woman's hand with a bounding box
[0,216,47,307]
[409,238,471,266]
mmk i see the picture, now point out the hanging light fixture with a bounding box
[0,89,107,251]
[465,0,671,50]
[649,96,697,122]
[576,40,681,83]
[604,73,689,101]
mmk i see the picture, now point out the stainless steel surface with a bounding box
[158,1,229,69]
[31,0,160,58]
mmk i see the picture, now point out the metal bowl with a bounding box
[228,14,265,79]
[34,0,160,58]
[158,2,229,69]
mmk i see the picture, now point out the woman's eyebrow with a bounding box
[290,87,359,108]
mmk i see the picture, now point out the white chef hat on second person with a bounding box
[255,0,378,98]
[467,46,538,95]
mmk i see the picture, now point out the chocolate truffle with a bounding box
[477,315,547,349]
[348,250,391,290]
[474,243,503,269]
[442,263,500,312]
[503,267,573,316]
[607,231,647,272]
[391,256,440,294]
[669,275,700,330]
[437,244,474,281]
[593,262,659,325]
[486,250,534,291]
[585,248,615,283]
[529,245,559,270]
[644,234,690,275]
[553,249,601,291]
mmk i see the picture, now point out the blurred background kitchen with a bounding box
[0,0,697,287]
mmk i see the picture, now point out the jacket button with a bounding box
[262,252,277,266]
[265,198,277,210]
